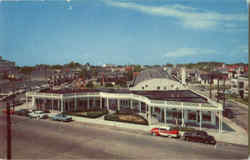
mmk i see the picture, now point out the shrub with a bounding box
[67,111,107,118]
[104,113,148,125]
[104,114,119,121]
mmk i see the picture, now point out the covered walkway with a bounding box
[26,88,224,132]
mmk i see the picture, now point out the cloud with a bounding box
[102,0,247,30]
[239,45,248,53]
[163,48,216,58]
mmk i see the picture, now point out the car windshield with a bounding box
[58,114,66,117]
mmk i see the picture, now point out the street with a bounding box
[0,114,248,160]
[190,85,248,134]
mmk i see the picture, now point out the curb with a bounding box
[228,99,248,110]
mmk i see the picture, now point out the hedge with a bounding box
[67,111,108,119]
[104,113,148,125]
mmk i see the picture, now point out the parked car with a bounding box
[28,110,48,119]
[14,109,31,116]
[183,130,216,145]
[150,127,180,138]
[52,113,72,122]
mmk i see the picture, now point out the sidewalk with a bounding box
[228,99,248,110]
[71,115,248,146]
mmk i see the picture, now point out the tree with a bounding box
[134,65,142,72]
[79,69,90,79]
[165,63,173,67]
[86,81,94,88]
[19,66,35,75]
[105,83,113,88]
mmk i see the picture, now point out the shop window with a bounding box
[188,112,196,120]
[202,114,211,121]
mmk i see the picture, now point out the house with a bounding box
[231,73,248,98]
[198,72,229,86]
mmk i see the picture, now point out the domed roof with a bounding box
[132,67,175,86]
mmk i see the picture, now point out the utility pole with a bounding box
[6,102,11,160]
[209,75,213,98]
[217,78,220,102]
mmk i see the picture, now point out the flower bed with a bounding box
[104,113,148,125]
[67,110,108,119]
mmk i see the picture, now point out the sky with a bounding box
[0,0,249,66]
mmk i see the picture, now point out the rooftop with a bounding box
[132,68,175,86]
[39,88,207,103]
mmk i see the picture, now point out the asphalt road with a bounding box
[0,114,248,160]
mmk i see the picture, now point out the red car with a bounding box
[150,127,180,138]
[2,109,15,114]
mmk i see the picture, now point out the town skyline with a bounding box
[0,0,249,66]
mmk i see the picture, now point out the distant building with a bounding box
[129,68,185,91]
[31,69,54,81]
[231,74,248,98]
[198,72,229,86]
[0,56,16,76]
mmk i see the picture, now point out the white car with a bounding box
[28,111,48,119]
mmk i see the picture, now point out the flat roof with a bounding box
[39,88,207,103]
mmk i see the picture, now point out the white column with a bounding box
[130,100,132,109]
[58,99,60,112]
[118,99,120,111]
[211,111,216,126]
[148,105,151,125]
[100,97,102,109]
[184,110,188,120]
[106,98,109,110]
[31,96,35,107]
[164,108,167,126]
[74,95,77,112]
[199,110,202,130]
[139,102,142,112]
[87,97,90,109]
[218,111,220,132]
[52,99,54,113]
[61,98,64,113]
[160,108,162,122]
[220,111,223,133]
[181,103,184,127]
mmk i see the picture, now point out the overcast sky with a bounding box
[0,0,248,66]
